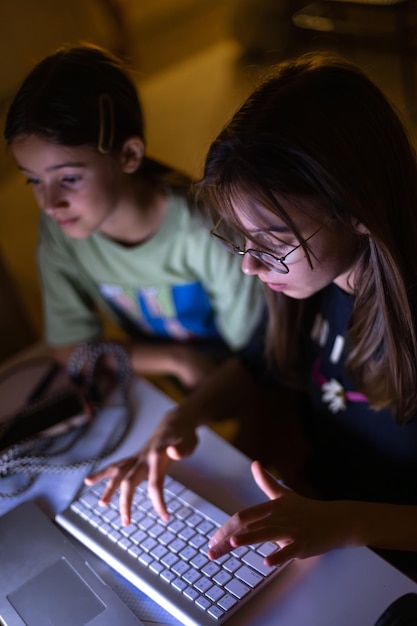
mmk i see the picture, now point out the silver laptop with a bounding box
[0,500,143,626]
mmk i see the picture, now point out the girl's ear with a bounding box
[119,137,145,174]
[352,218,369,235]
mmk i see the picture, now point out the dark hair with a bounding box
[4,43,144,154]
[198,52,417,421]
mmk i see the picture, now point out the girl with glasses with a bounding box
[198,51,417,575]
[86,51,417,579]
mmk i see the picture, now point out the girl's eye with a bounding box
[254,239,292,255]
[62,175,80,184]
[25,177,40,186]
[273,243,293,255]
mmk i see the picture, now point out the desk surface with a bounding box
[1,370,417,625]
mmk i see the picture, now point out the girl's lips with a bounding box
[56,217,79,228]
[265,281,288,291]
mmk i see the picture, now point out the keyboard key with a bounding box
[213,569,232,586]
[190,553,209,570]
[225,578,251,599]
[202,562,220,577]
[186,513,203,527]
[223,557,241,573]
[194,576,212,593]
[235,565,263,588]
[172,560,189,577]
[218,593,238,611]
[257,542,279,557]
[179,546,197,562]
[189,533,206,549]
[161,552,179,569]
[184,586,199,601]
[206,584,225,602]
[139,552,153,567]
[172,578,187,592]
[183,567,200,585]
[161,569,175,583]
[127,545,142,558]
[195,595,211,611]
[242,550,276,576]
[207,604,225,620]
[168,538,186,554]
[150,545,168,561]
[150,561,164,575]
[178,526,196,542]
[131,529,147,545]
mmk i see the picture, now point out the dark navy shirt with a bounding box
[241,283,417,505]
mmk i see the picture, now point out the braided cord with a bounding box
[0,342,133,499]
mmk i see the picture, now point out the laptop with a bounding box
[0,500,143,626]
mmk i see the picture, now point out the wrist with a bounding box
[163,402,205,432]
[331,500,373,548]
[166,344,192,374]
[166,344,212,389]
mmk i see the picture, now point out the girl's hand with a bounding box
[208,460,355,565]
[85,408,199,525]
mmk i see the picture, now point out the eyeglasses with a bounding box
[210,222,327,274]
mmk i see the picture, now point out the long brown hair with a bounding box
[198,52,417,422]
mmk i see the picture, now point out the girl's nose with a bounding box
[41,186,67,213]
[241,252,264,275]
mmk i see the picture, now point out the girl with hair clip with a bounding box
[4,43,264,390]
[86,51,417,580]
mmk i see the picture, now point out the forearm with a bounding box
[336,499,417,552]
[51,340,178,373]
[129,342,196,377]
[52,341,263,440]
[164,356,264,429]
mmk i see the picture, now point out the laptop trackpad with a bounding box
[7,557,105,626]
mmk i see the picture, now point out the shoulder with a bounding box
[144,157,209,228]
[166,187,212,235]
[142,157,193,197]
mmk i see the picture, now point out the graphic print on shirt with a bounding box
[310,311,367,413]
[99,281,218,340]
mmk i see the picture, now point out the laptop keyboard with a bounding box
[56,475,288,626]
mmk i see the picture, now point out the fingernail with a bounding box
[208,538,217,549]
[122,515,129,526]
[208,547,218,560]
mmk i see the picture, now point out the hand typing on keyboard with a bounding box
[207,460,352,566]
[85,406,200,525]
[86,358,256,531]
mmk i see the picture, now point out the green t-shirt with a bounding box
[38,189,265,350]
